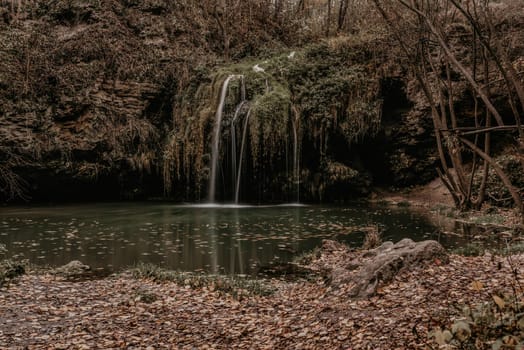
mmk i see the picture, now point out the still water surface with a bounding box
[0,203,457,275]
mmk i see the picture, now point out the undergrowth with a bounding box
[429,289,524,350]
[362,225,382,250]
[293,246,321,265]
[130,262,275,299]
[428,253,524,349]
[0,244,25,288]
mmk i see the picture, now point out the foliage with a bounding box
[4,0,345,201]
[130,262,275,298]
[396,200,411,207]
[3,239,524,347]
[0,244,25,287]
[372,0,524,214]
[293,246,321,265]
[429,292,524,349]
[162,39,383,200]
[480,155,524,208]
[452,243,486,257]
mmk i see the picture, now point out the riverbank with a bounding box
[374,178,524,230]
[1,250,523,349]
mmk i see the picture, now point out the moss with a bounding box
[468,214,506,226]
[326,161,360,183]
[162,40,382,200]
[452,243,486,257]
[0,245,25,287]
[249,85,291,162]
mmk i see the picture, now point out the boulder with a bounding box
[307,239,448,299]
[52,260,91,278]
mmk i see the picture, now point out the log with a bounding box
[308,239,449,299]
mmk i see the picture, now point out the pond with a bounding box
[0,202,459,275]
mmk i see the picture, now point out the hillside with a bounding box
[0,0,523,209]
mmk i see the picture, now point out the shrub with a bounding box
[0,244,25,288]
[429,277,524,349]
[362,225,382,250]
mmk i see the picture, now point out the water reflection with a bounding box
[0,203,458,275]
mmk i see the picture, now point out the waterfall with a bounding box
[230,81,247,201]
[209,74,246,203]
[231,101,246,198]
[234,107,252,204]
[208,73,299,204]
[208,75,236,203]
[292,116,300,203]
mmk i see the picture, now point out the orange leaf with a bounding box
[492,295,505,309]
[470,281,484,291]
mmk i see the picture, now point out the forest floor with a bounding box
[1,251,523,349]
[1,179,523,349]
[374,178,455,209]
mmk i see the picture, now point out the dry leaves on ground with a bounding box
[0,253,523,349]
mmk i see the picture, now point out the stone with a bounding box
[52,260,91,278]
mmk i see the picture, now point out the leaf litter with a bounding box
[0,252,523,349]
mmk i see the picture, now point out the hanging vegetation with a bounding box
[162,40,383,202]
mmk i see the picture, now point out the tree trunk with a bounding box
[397,0,505,127]
[461,137,523,214]
[326,0,332,37]
[337,0,349,32]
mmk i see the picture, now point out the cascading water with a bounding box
[230,78,247,201]
[209,75,236,202]
[234,107,252,204]
[292,116,300,203]
[208,73,300,204]
[208,74,246,203]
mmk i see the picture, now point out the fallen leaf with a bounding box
[492,295,505,310]
[470,281,483,291]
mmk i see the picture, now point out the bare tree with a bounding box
[337,0,350,31]
[372,0,523,215]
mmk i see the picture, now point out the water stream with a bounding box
[235,107,252,204]
[208,73,302,204]
[292,115,300,203]
[209,75,240,202]
[230,101,245,200]
[0,203,465,275]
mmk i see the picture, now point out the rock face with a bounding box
[2,2,520,203]
[52,260,91,278]
[0,1,436,203]
[3,1,333,203]
[308,239,448,299]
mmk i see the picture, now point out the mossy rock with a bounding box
[0,259,25,287]
[52,260,91,278]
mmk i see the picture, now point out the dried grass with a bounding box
[362,225,382,250]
